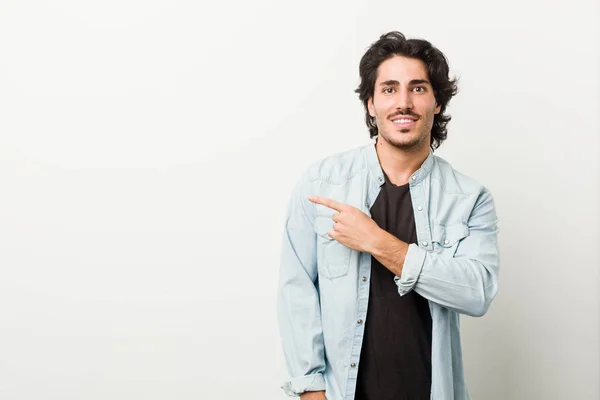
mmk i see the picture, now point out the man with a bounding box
[277,31,500,400]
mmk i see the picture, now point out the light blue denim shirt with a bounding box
[277,140,500,400]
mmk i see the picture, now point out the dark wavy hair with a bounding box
[355,31,458,150]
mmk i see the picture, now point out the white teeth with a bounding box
[393,119,414,124]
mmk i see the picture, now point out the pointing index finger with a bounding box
[308,196,344,212]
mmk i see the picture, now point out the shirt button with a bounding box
[362,276,367,282]
[417,205,423,211]
[377,176,383,183]
[411,176,416,181]
[444,239,450,244]
[357,319,363,325]
[351,363,357,368]
[422,241,428,247]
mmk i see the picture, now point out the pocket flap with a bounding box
[432,223,470,247]
[314,217,334,240]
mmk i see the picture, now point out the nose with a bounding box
[396,88,413,111]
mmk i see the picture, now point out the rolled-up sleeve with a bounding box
[281,373,326,397]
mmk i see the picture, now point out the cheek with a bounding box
[417,101,438,117]
[373,97,395,115]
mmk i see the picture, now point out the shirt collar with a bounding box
[365,137,435,187]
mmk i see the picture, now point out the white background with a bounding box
[1,1,598,399]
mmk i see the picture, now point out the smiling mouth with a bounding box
[392,118,416,123]
[391,118,417,127]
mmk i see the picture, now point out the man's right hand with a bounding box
[300,391,327,400]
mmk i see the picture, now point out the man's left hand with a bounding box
[308,195,382,253]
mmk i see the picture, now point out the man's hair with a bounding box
[354,31,458,150]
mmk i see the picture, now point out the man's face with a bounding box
[368,55,441,151]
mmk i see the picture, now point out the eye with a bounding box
[383,87,395,94]
[412,86,426,92]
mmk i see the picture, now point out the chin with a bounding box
[383,132,427,150]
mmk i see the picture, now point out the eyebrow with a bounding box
[380,79,431,86]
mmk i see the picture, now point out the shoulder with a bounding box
[431,155,491,196]
[305,143,371,185]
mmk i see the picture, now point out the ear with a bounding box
[434,102,441,115]
[368,97,376,117]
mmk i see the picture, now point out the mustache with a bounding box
[389,111,419,120]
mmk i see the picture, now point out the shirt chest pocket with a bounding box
[314,217,351,279]
[431,222,470,257]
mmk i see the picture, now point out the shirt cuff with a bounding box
[394,243,426,296]
[281,373,326,397]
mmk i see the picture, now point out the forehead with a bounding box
[375,55,430,83]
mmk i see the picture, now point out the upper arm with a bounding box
[455,188,500,268]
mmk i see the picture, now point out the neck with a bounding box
[375,137,430,186]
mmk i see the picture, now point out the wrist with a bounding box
[368,228,408,277]
[300,390,326,400]
[368,227,392,256]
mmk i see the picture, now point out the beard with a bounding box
[378,126,429,151]
[372,105,437,151]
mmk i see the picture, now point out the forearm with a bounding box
[397,245,498,316]
[300,390,327,400]
[279,235,327,394]
[278,273,326,377]
[368,228,499,317]
[368,227,409,277]
[396,189,501,316]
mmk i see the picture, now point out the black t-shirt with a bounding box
[354,171,433,400]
